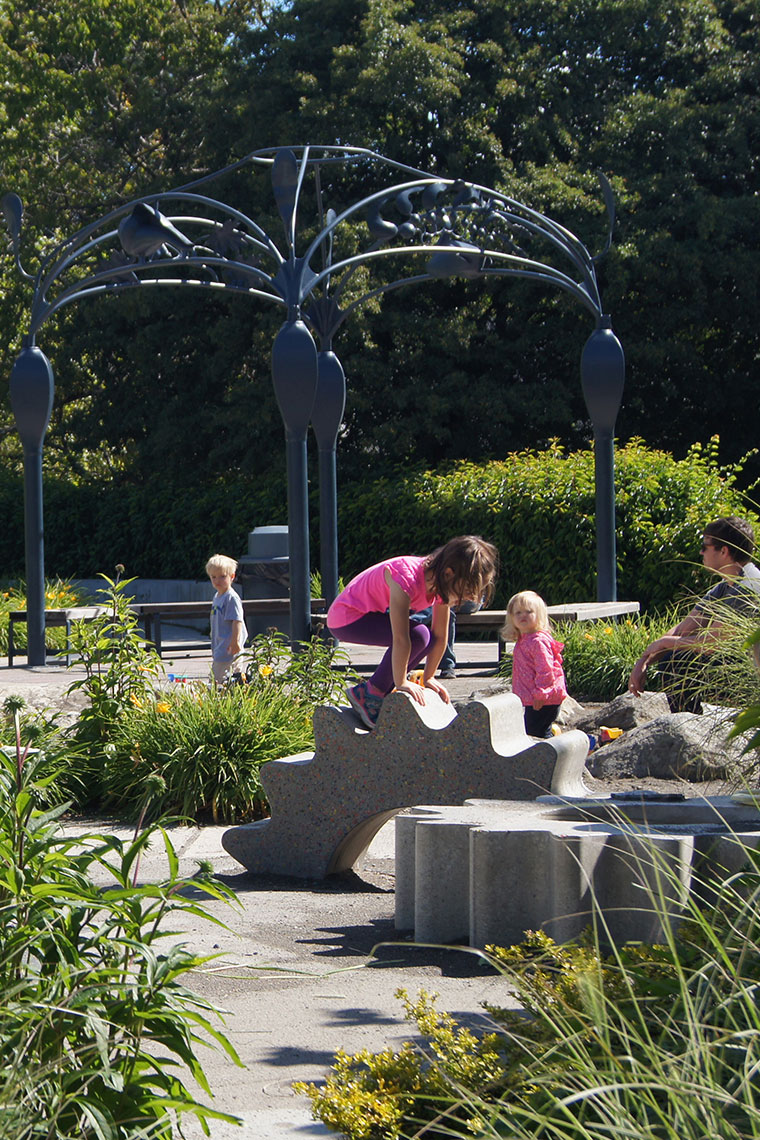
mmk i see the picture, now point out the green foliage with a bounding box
[98,631,357,823]
[0,696,88,810]
[663,592,760,716]
[296,988,509,1140]
[102,681,314,824]
[300,842,760,1140]
[531,611,676,702]
[65,571,165,751]
[0,709,242,1139]
[0,441,751,617]
[338,439,756,613]
[240,628,358,708]
[2,0,760,501]
[731,628,760,755]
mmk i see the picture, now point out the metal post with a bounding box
[271,317,319,643]
[9,344,55,666]
[311,350,346,607]
[580,318,626,602]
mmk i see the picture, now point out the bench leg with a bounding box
[8,620,16,667]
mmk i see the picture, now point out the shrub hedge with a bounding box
[338,438,757,612]
[0,439,754,613]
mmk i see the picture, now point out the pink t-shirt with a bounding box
[327,555,439,627]
[511,630,568,707]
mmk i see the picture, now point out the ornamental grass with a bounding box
[102,681,316,824]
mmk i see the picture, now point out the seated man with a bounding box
[627,516,760,713]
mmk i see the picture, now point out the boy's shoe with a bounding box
[438,668,456,679]
[346,682,383,729]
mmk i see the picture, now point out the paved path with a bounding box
[0,637,512,1138]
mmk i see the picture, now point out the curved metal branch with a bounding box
[29,258,283,338]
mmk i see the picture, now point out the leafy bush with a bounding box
[338,438,756,612]
[66,571,165,753]
[299,839,760,1140]
[0,695,89,810]
[97,630,357,823]
[0,714,242,1139]
[1,442,752,611]
[102,681,315,823]
[239,628,357,708]
[498,611,676,702]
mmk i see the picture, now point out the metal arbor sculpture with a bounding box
[2,146,624,666]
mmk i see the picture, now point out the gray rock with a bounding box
[570,690,671,733]
[556,695,586,727]
[590,709,749,780]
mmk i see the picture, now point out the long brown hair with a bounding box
[425,535,499,605]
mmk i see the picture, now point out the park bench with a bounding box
[7,606,109,666]
[455,600,641,662]
[130,597,327,656]
[6,597,328,665]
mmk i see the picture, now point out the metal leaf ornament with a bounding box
[271,149,299,244]
[118,203,194,260]
[1,192,23,253]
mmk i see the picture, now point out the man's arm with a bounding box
[627,608,714,695]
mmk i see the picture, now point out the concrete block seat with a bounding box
[396,794,760,949]
[222,690,591,879]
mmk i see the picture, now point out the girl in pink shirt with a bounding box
[327,535,498,728]
[502,590,568,738]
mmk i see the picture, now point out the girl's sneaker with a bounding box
[346,682,383,728]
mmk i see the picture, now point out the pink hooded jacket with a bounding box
[511,630,568,707]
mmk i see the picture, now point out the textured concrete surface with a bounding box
[222,690,592,878]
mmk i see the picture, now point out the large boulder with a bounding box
[569,691,671,733]
[589,708,748,780]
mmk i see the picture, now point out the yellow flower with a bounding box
[155,701,170,714]
[129,694,143,708]
[584,633,594,641]
[259,664,273,677]
[604,626,613,635]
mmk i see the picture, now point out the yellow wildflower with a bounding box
[604,626,613,635]
[584,633,594,641]
[155,701,170,714]
[129,694,143,708]
[259,664,273,677]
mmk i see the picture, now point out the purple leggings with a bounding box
[328,612,431,696]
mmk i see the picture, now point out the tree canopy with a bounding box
[1,0,758,504]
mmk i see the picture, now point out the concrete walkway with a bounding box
[0,637,513,1138]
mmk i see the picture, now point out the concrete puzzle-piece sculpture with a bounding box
[222,690,591,879]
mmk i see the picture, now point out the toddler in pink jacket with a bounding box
[502,590,568,738]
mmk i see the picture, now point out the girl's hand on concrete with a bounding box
[423,678,451,704]
[397,680,426,704]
